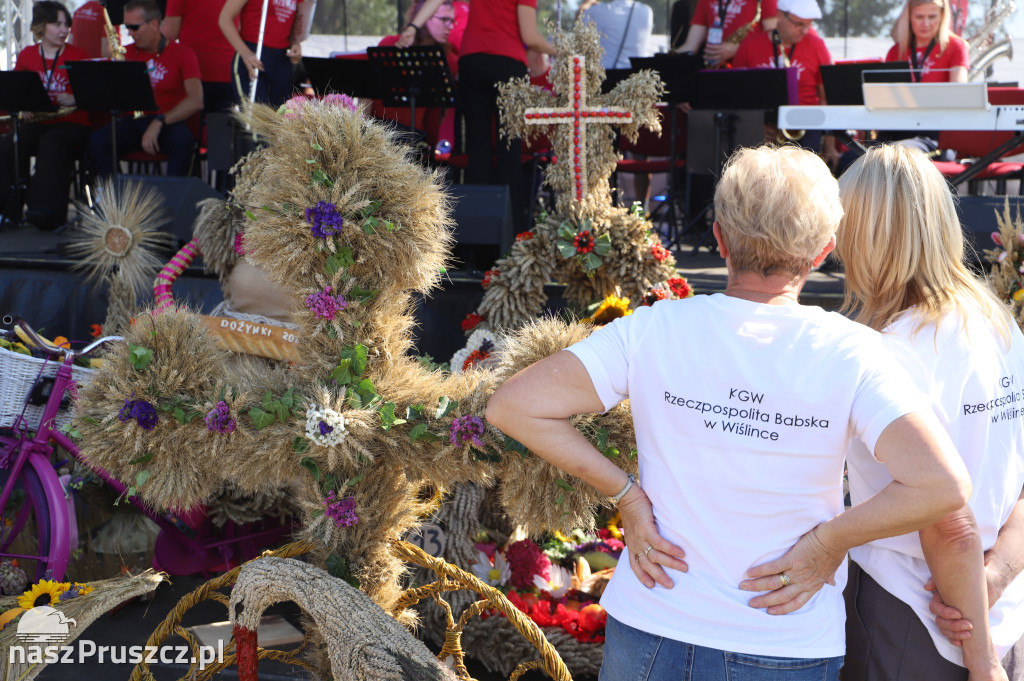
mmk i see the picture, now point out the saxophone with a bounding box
[104,7,146,118]
[967,0,1015,81]
[705,0,763,67]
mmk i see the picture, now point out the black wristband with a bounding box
[154,114,165,124]
[405,22,420,32]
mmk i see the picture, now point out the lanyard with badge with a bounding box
[39,44,62,92]
[909,37,936,82]
[707,0,734,44]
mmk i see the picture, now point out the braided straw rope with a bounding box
[130,538,572,681]
[129,540,318,681]
[392,540,572,681]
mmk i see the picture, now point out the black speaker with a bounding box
[957,195,1024,268]
[116,175,224,248]
[449,184,513,273]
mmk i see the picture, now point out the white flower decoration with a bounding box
[305,406,347,447]
[450,328,501,374]
[533,564,572,599]
[470,549,511,587]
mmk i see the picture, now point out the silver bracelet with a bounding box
[609,473,636,505]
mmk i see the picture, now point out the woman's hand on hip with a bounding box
[620,485,688,589]
[739,524,845,615]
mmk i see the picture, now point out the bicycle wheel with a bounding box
[0,463,55,583]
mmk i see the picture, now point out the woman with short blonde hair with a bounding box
[838,144,1024,681]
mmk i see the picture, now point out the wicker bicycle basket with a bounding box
[0,345,94,432]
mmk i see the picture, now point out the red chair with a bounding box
[937,87,1024,193]
[615,103,687,241]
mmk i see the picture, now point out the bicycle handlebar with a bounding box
[11,317,125,359]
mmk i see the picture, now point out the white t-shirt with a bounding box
[567,294,927,658]
[582,0,654,69]
[848,306,1024,666]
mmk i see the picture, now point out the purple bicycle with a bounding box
[0,316,292,582]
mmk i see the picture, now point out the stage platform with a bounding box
[0,221,846,363]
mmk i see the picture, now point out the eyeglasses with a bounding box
[431,15,455,26]
[780,11,813,29]
[124,23,144,31]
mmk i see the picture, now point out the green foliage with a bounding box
[128,343,153,371]
[249,388,302,430]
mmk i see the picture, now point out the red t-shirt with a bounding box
[459,0,536,66]
[448,1,470,55]
[733,29,832,104]
[125,40,201,114]
[885,34,969,82]
[692,0,777,40]
[69,0,106,59]
[14,43,92,126]
[166,0,235,82]
[239,0,299,49]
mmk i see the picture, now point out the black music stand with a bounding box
[0,73,58,225]
[628,53,703,244]
[367,45,456,136]
[820,62,910,106]
[302,56,378,98]
[66,61,157,177]
[683,67,796,252]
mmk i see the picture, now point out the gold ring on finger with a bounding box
[643,545,654,557]
[780,573,791,587]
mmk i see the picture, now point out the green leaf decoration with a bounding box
[311,168,334,188]
[128,453,154,465]
[281,388,296,410]
[275,402,290,423]
[345,473,364,487]
[135,470,151,488]
[305,159,317,164]
[583,253,603,271]
[435,396,458,419]
[330,359,353,386]
[554,492,565,505]
[379,402,407,431]
[603,446,620,459]
[409,423,441,443]
[503,436,528,456]
[630,448,638,459]
[323,474,339,492]
[292,437,310,453]
[359,200,383,218]
[471,446,501,463]
[350,285,378,305]
[340,345,368,378]
[594,232,613,256]
[406,404,424,421]
[249,406,275,430]
[556,241,577,259]
[354,378,378,406]
[128,343,153,371]
[555,478,575,491]
[311,141,324,151]
[595,428,609,452]
[244,210,257,221]
[558,222,576,241]
[300,457,322,482]
[261,391,274,411]
[173,407,186,424]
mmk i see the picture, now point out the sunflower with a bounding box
[582,295,632,325]
[17,579,71,609]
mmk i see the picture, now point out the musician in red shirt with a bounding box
[886,0,968,83]
[0,1,91,231]
[162,0,236,112]
[87,0,203,178]
[69,0,107,58]
[675,0,778,67]
[219,0,303,106]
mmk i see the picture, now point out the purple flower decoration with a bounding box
[306,201,344,239]
[324,490,359,528]
[205,401,236,434]
[449,414,486,448]
[234,233,246,255]
[59,584,85,602]
[119,396,158,431]
[318,420,334,435]
[306,286,348,320]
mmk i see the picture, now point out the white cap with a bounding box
[778,0,822,19]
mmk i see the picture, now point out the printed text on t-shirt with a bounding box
[664,387,830,441]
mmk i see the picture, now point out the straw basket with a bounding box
[0,346,94,431]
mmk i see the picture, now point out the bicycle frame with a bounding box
[2,332,292,581]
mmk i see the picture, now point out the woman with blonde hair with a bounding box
[837,144,1024,681]
[487,145,980,680]
[887,0,967,82]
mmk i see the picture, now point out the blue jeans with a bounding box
[599,615,844,681]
